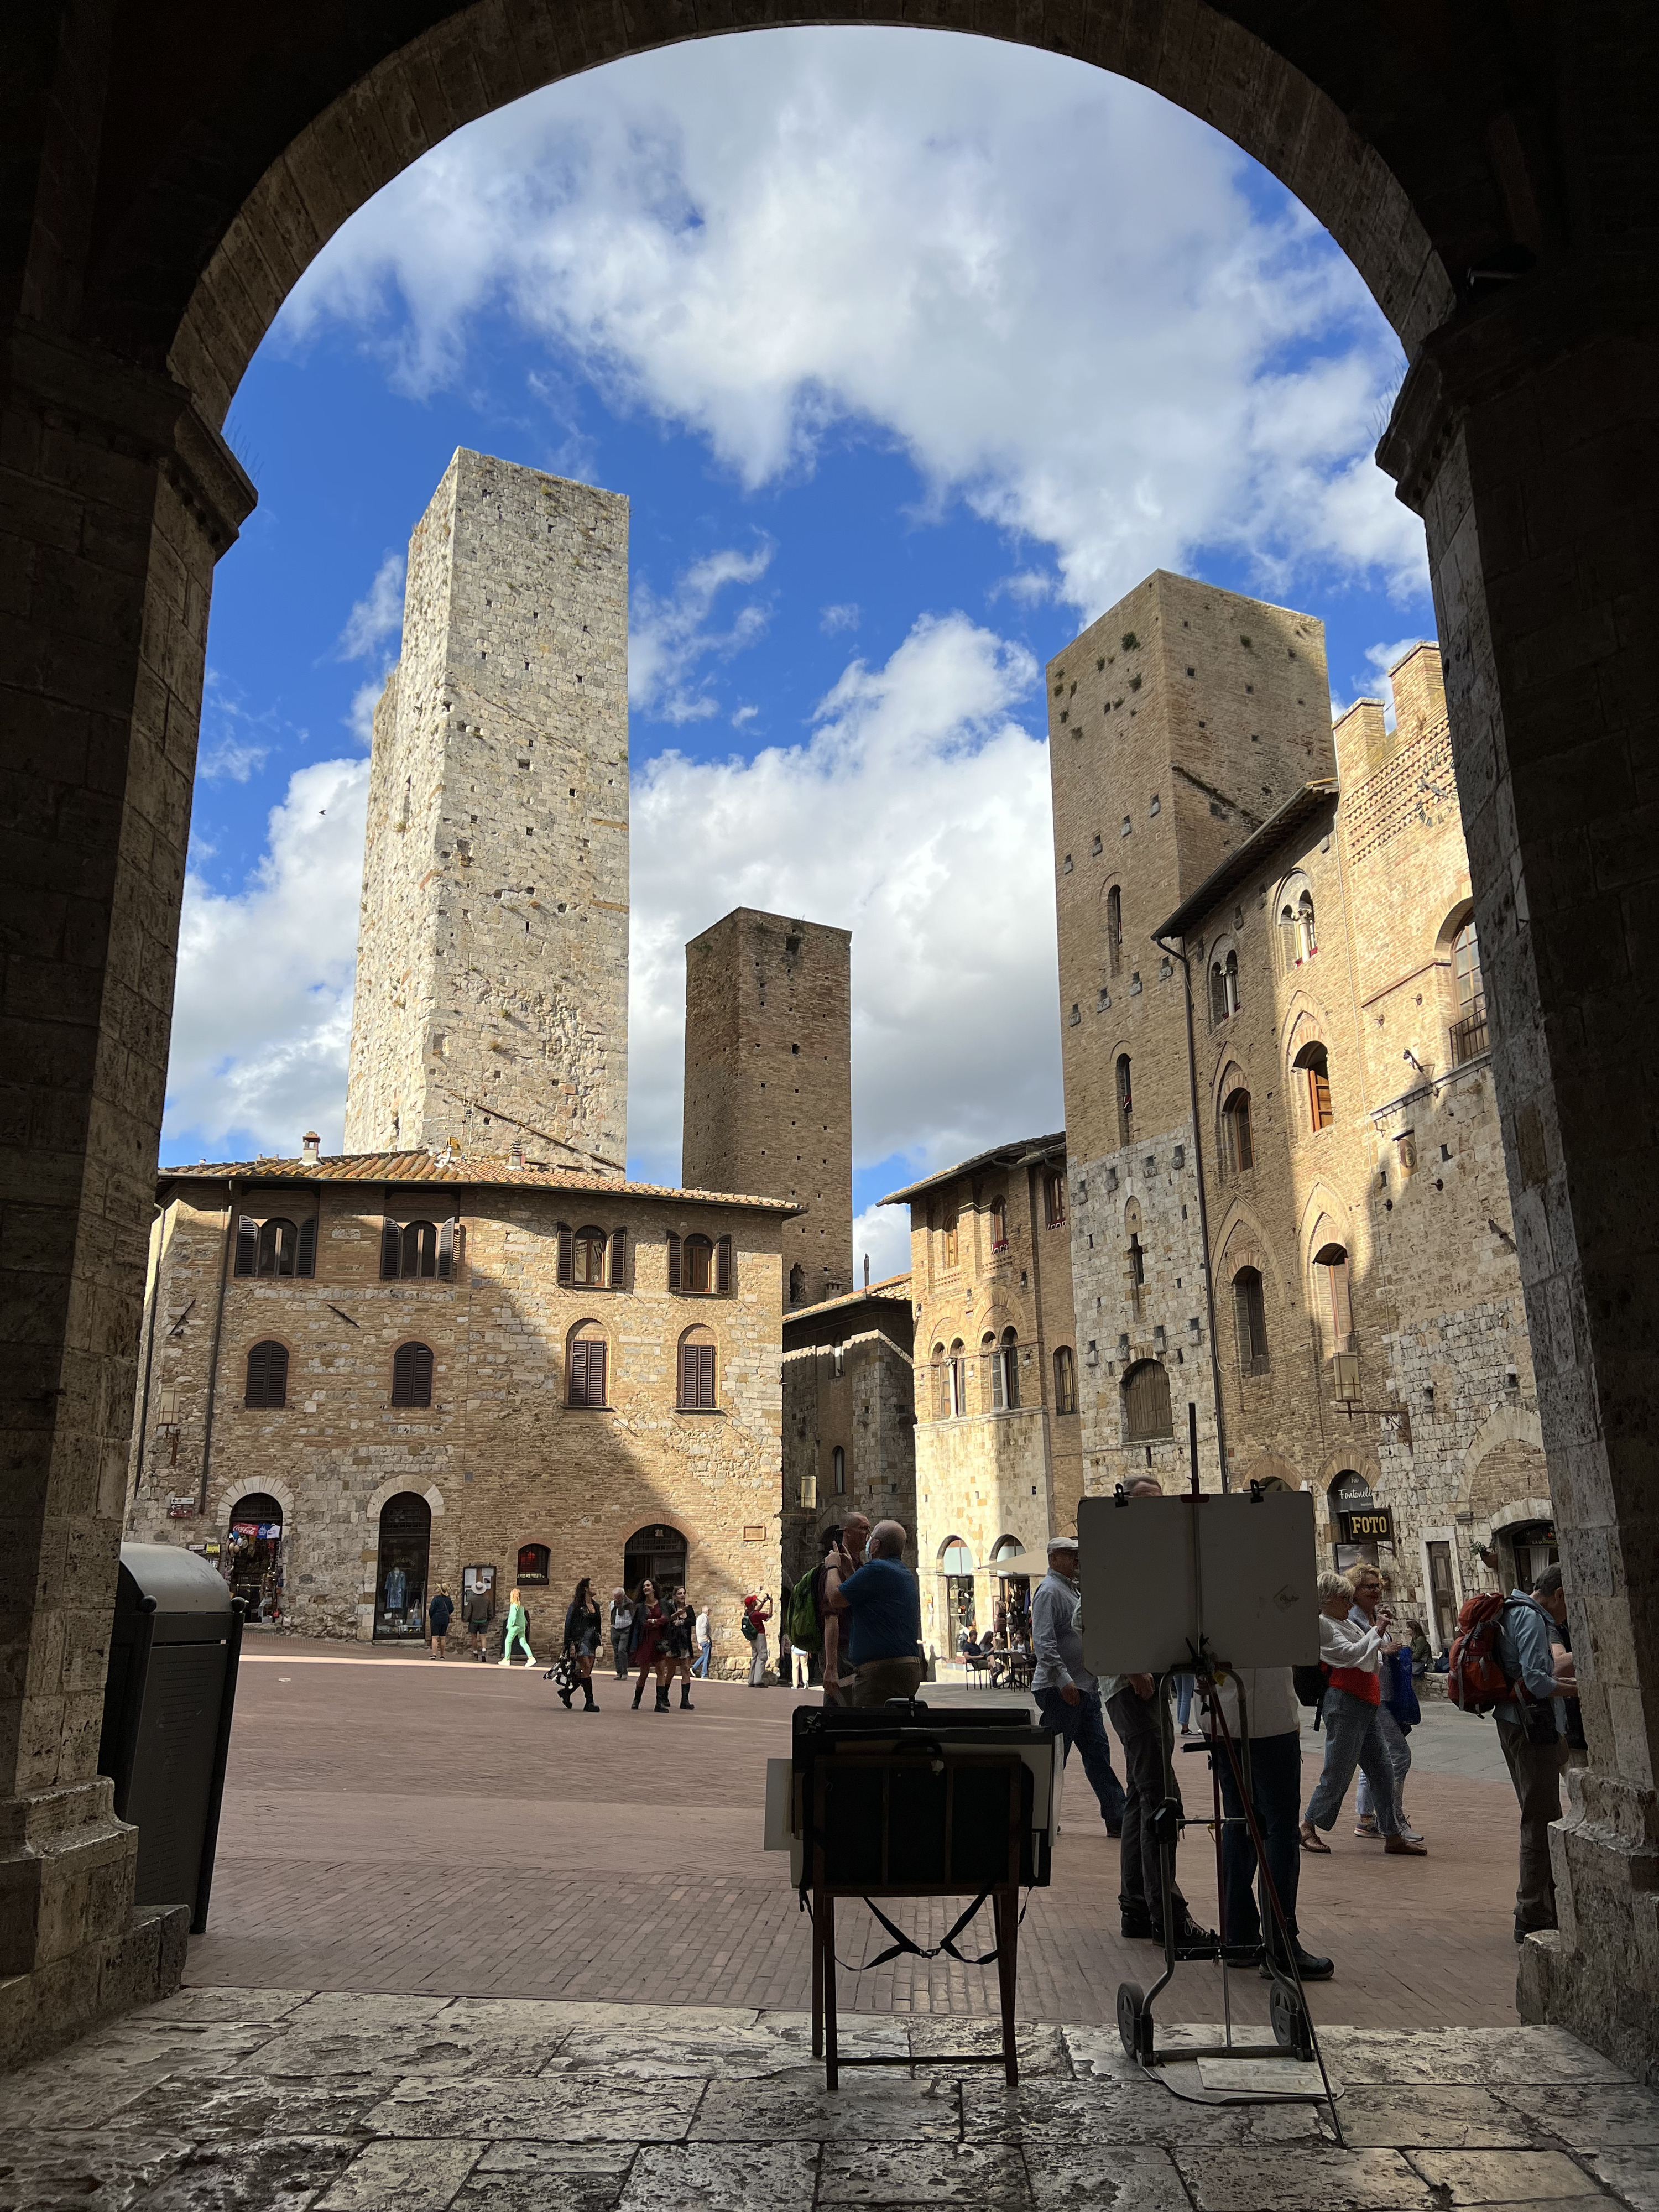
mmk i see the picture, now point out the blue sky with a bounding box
[168,27,1433,1282]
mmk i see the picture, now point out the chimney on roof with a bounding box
[508,1141,524,1170]
[301,1133,320,1164]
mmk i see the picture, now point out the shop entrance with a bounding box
[941,1537,977,1648]
[623,1524,687,1598]
[1501,1517,1558,1594]
[374,1492,432,1640]
[225,1493,284,1623]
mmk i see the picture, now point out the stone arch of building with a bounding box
[1460,1405,1548,1523]
[1314,1441,1384,1498]
[1296,1182,1369,1289]
[211,1472,297,1530]
[1281,994,1333,1077]
[363,1475,448,1524]
[1237,1452,1303,1494]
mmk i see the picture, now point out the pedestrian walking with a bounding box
[560,1576,602,1711]
[427,1585,454,1659]
[823,1520,924,1705]
[1352,1567,1422,1841]
[665,1588,697,1709]
[742,1592,773,1687]
[629,1579,667,1710]
[609,1587,633,1678]
[465,1579,491,1660]
[1031,1535,1125,1837]
[1300,1571,1426,1855]
[693,1603,712,1678]
[498,1587,536,1669]
[1494,1563,1572,1943]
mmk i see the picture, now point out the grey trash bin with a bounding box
[98,1542,245,1933]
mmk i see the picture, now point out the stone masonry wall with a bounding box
[345,452,629,1173]
[781,1322,918,1586]
[126,1173,785,1667]
[683,910,853,1307]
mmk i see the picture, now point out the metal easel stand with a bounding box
[1113,1649,1345,2146]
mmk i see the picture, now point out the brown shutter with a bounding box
[679,1342,693,1406]
[698,1342,716,1408]
[570,1339,588,1406]
[380,1220,401,1279]
[590,1340,607,1406]
[235,1217,258,1276]
[666,1233,681,1291]
[296,1215,317,1278]
[608,1227,627,1289]
[246,1340,289,1410]
[557,1223,573,1285]
[716,1234,733,1295]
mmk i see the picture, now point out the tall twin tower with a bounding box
[343,448,853,1302]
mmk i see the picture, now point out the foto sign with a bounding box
[1339,1507,1395,1543]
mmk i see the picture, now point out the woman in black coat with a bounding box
[561,1577,603,1711]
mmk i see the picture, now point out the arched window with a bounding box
[1294,1041,1334,1130]
[567,1321,608,1407]
[943,1209,960,1270]
[1222,1089,1254,1174]
[257,1217,297,1276]
[1451,915,1488,1063]
[930,1343,947,1420]
[390,1340,434,1407]
[1279,884,1317,967]
[678,1325,717,1410]
[948,1338,967,1418]
[238,1213,316,1278]
[1208,950,1240,1025]
[1044,1171,1066,1228]
[244,1340,288,1409]
[400,1220,437,1278]
[1232,1268,1269,1375]
[1116,1054,1134,1149]
[1314,1242,1354,1353]
[572,1225,607,1286]
[832,1444,846,1494]
[989,1194,1008,1250]
[788,1263,806,1306]
[941,1537,977,1642]
[1106,884,1123,974]
[516,1542,550,1584]
[1123,1358,1172,1442]
[1128,1229,1146,1318]
[1053,1345,1077,1416]
[1000,1326,1020,1410]
[683,1233,714,1293]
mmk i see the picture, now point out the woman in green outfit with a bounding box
[499,1587,536,1668]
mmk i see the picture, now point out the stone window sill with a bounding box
[676,1405,725,1416]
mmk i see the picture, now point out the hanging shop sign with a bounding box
[1338,1507,1395,1544]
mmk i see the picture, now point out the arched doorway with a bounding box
[940,1537,977,1648]
[624,1523,688,1599]
[225,1493,284,1624]
[991,1535,1030,1644]
[374,1492,432,1640]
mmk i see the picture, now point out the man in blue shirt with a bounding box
[825,1520,923,1707]
[1032,1536,1125,1835]
[1494,1564,1571,1943]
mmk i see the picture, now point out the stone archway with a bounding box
[6,0,1657,2077]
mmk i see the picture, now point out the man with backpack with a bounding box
[784,1532,833,1691]
[740,1592,773,1686]
[1493,1564,1572,1944]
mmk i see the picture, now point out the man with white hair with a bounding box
[824,1519,924,1707]
[1032,1533,1125,1836]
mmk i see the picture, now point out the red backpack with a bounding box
[1447,1592,1519,1713]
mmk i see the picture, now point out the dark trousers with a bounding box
[1215,1729,1303,1950]
[1036,1686,1126,1829]
[1107,1679,1183,1923]
[1496,1714,1566,1928]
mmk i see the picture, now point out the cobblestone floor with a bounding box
[1,1989,1652,2212]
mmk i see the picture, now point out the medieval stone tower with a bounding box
[682,909,853,1307]
[344,450,629,1170]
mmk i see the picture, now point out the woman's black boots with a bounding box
[679,1682,694,1710]
[654,1685,670,1711]
[582,1677,598,1711]
[632,1678,645,1709]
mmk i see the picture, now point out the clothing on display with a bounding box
[384,1566,406,1613]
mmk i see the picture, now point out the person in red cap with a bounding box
[741,1592,773,1686]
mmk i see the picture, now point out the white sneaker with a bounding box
[497,1658,509,1667]
[525,1654,536,1666]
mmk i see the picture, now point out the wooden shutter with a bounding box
[717,1234,733,1296]
[556,1223,573,1286]
[234,1216,258,1276]
[697,1342,715,1407]
[1124,1359,1171,1441]
[608,1227,627,1289]
[392,1342,433,1407]
[296,1215,317,1279]
[587,1340,607,1406]
[380,1219,401,1279]
[666,1233,681,1291]
[437,1217,456,1279]
[246,1340,288,1409]
[570,1338,589,1406]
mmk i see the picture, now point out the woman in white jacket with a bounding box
[1300,1571,1427,1856]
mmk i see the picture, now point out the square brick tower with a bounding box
[344,450,629,1170]
[682,910,853,1307]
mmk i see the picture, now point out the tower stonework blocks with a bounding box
[682,909,853,1307]
[345,450,629,1171]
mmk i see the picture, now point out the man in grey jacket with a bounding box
[1032,1536,1125,1835]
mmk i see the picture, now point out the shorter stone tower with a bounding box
[345,448,629,1170]
[682,909,853,1307]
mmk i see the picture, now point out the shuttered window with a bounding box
[296,1216,317,1277]
[390,1341,434,1407]
[1123,1359,1172,1442]
[557,1223,573,1285]
[608,1227,628,1289]
[573,1227,606,1285]
[717,1235,734,1295]
[666,1233,681,1291]
[685,1235,714,1293]
[568,1336,608,1407]
[234,1216,259,1276]
[1233,1269,1269,1374]
[244,1340,289,1409]
[381,1219,401,1279]
[679,1340,717,1410]
[257,1218,297,1276]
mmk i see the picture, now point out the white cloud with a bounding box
[627,609,1061,1187]
[338,552,406,660]
[854,1201,913,1288]
[284,28,1427,617]
[630,542,773,722]
[163,758,368,1159]
[1331,634,1431,727]
[199,734,269,783]
[820,603,860,634]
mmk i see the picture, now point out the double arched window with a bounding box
[1208,949,1240,1024]
[666,1231,733,1296]
[1232,1269,1269,1375]
[1280,883,1317,968]
[1123,1358,1173,1442]
[1052,1346,1077,1416]
[986,1327,1020,1410]
[567,1321,608,1407]
[380,1218,457,1280]
[1294,1041,1334,1131]
[1222,1089,1254,1173]
[677,1325,718,1410]
[235,1213,316,1278]
[390,1340,434,1407]
[244,1340,288,1409]
[558,1223,627,1290]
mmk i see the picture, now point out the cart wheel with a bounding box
[1270,1979,1313,2061]
[1117,1981,1148,2063]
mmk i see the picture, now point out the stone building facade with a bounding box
[126,1156,791,1663]
[344,450,630,1174]
[1048,571,1543,1646]
[882,1135,1083,1657]
[779,1276,917,1589]
[683,909,854,1308]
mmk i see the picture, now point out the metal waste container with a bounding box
[98,1542,244,1932]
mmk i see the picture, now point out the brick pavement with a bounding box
[189,1641,1528,2031]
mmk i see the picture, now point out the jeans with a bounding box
[1175,1674,1195,1730]
[1107,1678,1184,1924]
[1357,1703,1412,1822]
[694,1640,711,1678]
[611,1631,629,1678]
[1304,1689,1401,1834]
[1214,1729,1303,1950]
[1496,1714,1566,1928]
[1036,1686,1126,1830]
